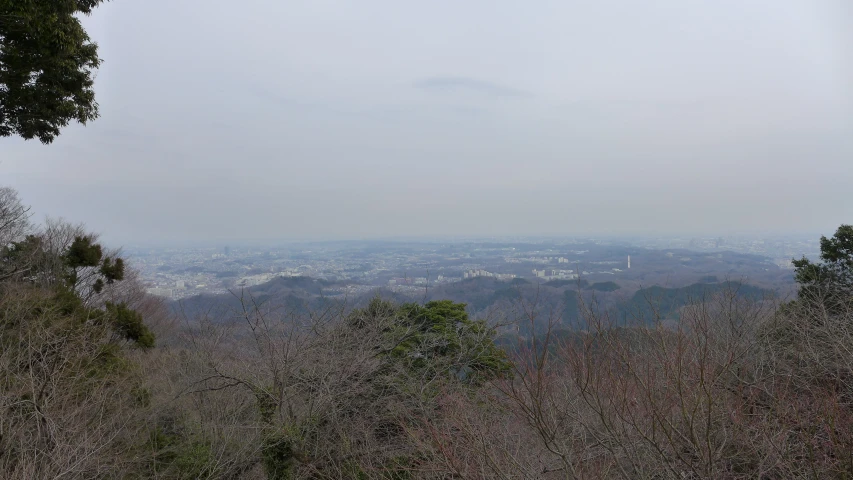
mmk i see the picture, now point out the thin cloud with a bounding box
[414,76,531,98]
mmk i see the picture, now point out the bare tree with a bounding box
[0,187,30,247]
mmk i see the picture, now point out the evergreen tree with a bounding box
[792,224,853,314]
[350,297,511,383]
[0,0,107,143]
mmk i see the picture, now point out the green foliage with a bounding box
[1,234,37,260]
[147,425,217,479]
[397,300,468,354]
[106,302,155,348]
[792,224,853,313]
[132,386,152,408]
[3,230,128,300]
[262,430,299,480]
[0,0,106,143]
[396,300,511,381]
[348,295,398,328]
[63,235,125,293]
[83,342,133,381]
[1,233,154,349]
[100,256,125,282]
[65,235,102,268]
[0,287,144,379]
[255,388,278,424]
[346,297,511,382]
[0,234,49,282]
[172,441,214,478]
[33,286,155,350]
[53,285,84,315]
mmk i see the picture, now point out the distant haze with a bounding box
[3,0,851,245]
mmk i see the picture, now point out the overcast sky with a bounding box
[3,0,852,245]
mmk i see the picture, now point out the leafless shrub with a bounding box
[0,285,149,479]
[442,283,853,479]
[6,260,849,479]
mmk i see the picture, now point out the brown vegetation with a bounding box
[4,268,853,479]
[1,188,851,478]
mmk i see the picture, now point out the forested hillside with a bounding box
[3,185,853,478]
[175,272,777,335]
[3,1,852,477]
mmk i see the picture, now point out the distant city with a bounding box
[126,235,821,300]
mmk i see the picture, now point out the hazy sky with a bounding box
[3,0,852,245]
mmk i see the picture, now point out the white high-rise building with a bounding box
[628,255,631,269]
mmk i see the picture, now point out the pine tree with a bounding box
[792,225,853,314]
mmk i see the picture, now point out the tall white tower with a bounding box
[628,255,631,269]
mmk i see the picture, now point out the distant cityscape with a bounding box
[126,235,820,300]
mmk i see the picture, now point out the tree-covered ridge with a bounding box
[619,280,771,322]
[3,185,853,478]
[0,188,517,478]
[589,281,620,292]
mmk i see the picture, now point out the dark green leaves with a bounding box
[397,300,510,381]
[66,235,102,268]
[106,301,155,349]
[64,235,125,293]
[0,0,107,143]
[100,256,124,283]
[793,225,853,314]
[346,297,511,383]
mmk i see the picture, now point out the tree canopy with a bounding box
[793,224,853,314]
[348,297,511,383]
[0,0,107,143]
